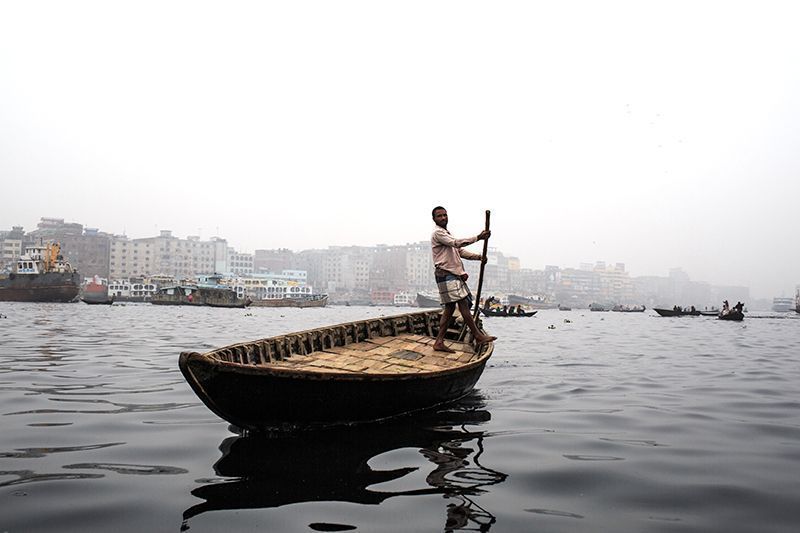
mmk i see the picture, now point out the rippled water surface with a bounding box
[1,303,799,532]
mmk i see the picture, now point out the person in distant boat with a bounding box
[515,305,525,315]
[430,206,497,352]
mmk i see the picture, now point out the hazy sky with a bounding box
[1,1,798,298]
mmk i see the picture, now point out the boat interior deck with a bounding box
[259,334,477,374]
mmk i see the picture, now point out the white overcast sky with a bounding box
[1,1,798,298]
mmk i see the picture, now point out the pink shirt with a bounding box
[431,226,482,276]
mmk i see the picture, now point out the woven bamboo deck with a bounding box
[264,334,477,374]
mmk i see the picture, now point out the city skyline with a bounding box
[1,216,770,302]
[2,3,798,299]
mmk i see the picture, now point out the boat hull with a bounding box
[180,354,488,429]
[250,296,327,308]
[479,308,537,317]
[0,272,80,302]
[653,308,701,317]
[719,311,744,321]
[179,310,494,430]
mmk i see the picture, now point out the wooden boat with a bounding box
[653,308,701,317]
[718,310,744,321]
[611,305,646,312]
[250,295,328,308]
[179,309,494,431]
[416,292,440,308]
[81,296,114,305]
[479,307,537,317]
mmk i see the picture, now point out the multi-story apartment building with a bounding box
[0,226,25,268]
[28,218,111,278]
[405,241,434,293]
[227,249,254,276]
[253,248,295,274]
[109,230,227,280]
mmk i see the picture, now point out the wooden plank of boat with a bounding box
[179,309,494,431]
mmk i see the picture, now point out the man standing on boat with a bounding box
[430,206,497,352]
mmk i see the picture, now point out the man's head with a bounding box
[432,206,448,228]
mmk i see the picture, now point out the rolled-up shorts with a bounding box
[435,273,473,307]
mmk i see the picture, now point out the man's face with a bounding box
[433,209,448,228]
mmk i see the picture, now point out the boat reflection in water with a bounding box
[183,393,506,531]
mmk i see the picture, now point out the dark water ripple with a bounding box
[1,303,800,532]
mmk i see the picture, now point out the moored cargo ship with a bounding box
[0,242,80,302]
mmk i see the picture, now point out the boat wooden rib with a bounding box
[179,309,494,431]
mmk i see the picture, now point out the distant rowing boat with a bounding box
[479,308,537,317]
[653,308,701,317]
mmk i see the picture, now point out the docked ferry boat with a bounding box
[772,296,795,313]
[108,279,159,302]
[151,274,251,308]
[0,242,80,302]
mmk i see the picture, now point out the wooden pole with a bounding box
[459,210,491,342]
[472,210,491,323]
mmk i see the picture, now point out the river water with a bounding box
[1,303,799,532]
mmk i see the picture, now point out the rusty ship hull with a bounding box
[0,271,81,302]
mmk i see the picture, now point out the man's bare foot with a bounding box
[433,343,456,353]
[474,335,497,345]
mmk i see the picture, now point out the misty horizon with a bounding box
[3,214,792,301]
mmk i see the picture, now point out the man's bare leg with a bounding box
[433,303,456,352]
[456,299,497,345]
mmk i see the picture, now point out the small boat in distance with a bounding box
[653,307,701,317]
[719,301,745,321]
[416,292,440,308]
[250,294,328,308]
[589,303,611,312]
[179,309,494,431]
[611,304,646,312]
[480,307,537,317]
[719,310,744,321]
